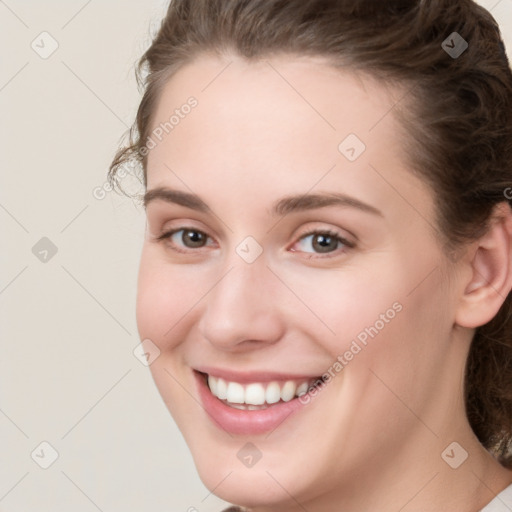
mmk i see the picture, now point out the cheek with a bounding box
[282,254,447,376]
[277,260,407,350]
[135,247,207,348]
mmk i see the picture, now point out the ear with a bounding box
[455,201,512,329]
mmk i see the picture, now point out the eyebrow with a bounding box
[143,187,383,217]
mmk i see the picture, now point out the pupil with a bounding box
[313,234,336,253]
[184,230,205,247]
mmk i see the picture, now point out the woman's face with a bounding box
[137,55,465,508]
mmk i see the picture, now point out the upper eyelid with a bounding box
[293,229,356,248]
[157,225,349,240]
[159,226,354,253]
[157,226,214,242]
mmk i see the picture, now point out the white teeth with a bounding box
[247,404,266,410]
[226,382,245,404]
[207,375,217,396]
[281,381,296,402]
[216,378,228,400]
[245,383,266,405]
[296,382,309,396]
[229,402,250,410]
[265,382,281,404]
[206,375,315,406]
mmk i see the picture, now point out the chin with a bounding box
[186,438,324,510]
[195,462,301,509]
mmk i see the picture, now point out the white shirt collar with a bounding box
[480,484,512,511]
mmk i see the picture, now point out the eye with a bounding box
[156,227,214,252]
[291,229,355,256]
[155,226,354,257]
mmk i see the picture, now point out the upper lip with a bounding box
[194,366,322,384]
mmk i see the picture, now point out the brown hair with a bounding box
[109,0,512,467]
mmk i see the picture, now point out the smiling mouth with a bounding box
[198,371,325,410]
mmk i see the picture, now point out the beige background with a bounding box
[1,1,511,511]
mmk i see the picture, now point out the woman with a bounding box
[109,0,512,510]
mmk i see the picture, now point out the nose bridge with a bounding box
[198,252,285,349]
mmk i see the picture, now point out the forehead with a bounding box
[148,54,401,161]
[145,54,434,227]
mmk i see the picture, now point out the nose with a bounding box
[197,258,287,352]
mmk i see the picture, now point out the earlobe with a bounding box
[455,201,512,329]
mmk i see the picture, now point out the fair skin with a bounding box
[136,54,512,512]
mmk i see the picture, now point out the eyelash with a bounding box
[292,229,355,258]
[155,226,355,258]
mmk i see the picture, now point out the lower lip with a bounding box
[194,371,308,435]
